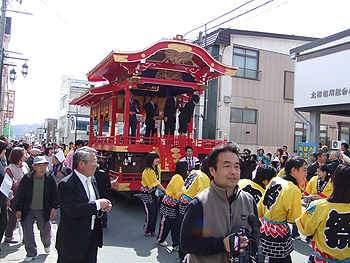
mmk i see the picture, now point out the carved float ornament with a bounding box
[116,72,129,84]
[155,69,183,81]
[165,49,193,65]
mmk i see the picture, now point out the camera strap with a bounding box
[229,233,242,258]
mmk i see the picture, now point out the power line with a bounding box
[206,0,275,32]
[183,0,256,36]
[228,0,293,28]
[39,0,99,49]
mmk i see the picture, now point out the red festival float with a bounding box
[70,36,237,197]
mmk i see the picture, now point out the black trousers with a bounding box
[129,122,137,137]
[57,228,98,263]
[101,213,107,229]
[164,119,175,136]
[145,123,156,144]
[264,255,292,263]
[143,195,158,234]
[0,201,7,245]
[157,215,181,247]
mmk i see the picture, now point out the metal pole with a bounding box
[0,0,7,133]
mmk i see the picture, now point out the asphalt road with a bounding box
[0,190,313,262]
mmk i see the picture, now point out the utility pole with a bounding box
[0,0,7,133]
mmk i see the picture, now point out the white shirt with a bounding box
[75,170,101,210]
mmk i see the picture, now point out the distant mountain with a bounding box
[11,123,43,139]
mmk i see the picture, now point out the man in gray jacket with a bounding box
[180,144,258,263]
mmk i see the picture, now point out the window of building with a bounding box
[294,123,328,152]
[284,71,294,101]
[233,47,259,79]
[61,95,67,110]
[76,120,89,131]
[230,107,257,124]
[338,122,350,144]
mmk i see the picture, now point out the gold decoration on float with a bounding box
[113,54,129,62]
[171,148,182,163]
[225,68,237,76]
[167,44,192,53]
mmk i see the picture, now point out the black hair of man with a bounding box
[191,94,200,104]
[341,142,349,150]
[243,148,251,155]
[208,144,239,171]
[316,150,325,158]
[266,153,272,158]
[185,146,193,152]
[285,156,307,176]
[253,164,277,188]
[75,139,84,148]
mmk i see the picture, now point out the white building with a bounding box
[58,76,94,144]
[291,28,350,147]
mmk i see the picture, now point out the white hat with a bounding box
[33,156,49,166]
[30,148,41,156]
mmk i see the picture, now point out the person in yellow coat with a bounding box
[258,157,307,263]
[179,157,210,216]
[296,163,350,263]
[304,164,333,200]
[157,160,188,250]
[238,164,276,203]
[140,152,166,237]
[178,157,210,261]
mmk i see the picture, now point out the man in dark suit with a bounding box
[163,94,180,136]
[122,91,141,137]
[56,146,112,263]
[145,95,159,142]
[327,150,341,176]
[306,150,327,181]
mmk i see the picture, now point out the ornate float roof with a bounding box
[87,38,238,83]
[71,37,238,106]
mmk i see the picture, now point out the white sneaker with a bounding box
[24,256,35,262]
[44,245,51,253]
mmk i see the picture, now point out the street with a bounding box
[0,190,313,263]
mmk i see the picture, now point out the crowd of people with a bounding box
[140,142,350,263]
[0,138,112,262]
[1,136,350,263]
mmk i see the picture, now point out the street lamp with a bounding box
[21,62,28,77]
[9,67,16,83]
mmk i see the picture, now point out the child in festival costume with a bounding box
[304,164,333,201]
[178,157,210,261]
[296,163,350,263]
[258,156,307,263]
[140,152,166,237]
[157,160,188,250]
[178,157,210,216]
[238,164,276,203]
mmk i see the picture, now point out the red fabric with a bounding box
[260,217,290,238]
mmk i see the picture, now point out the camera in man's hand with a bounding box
[229,214,263,263]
